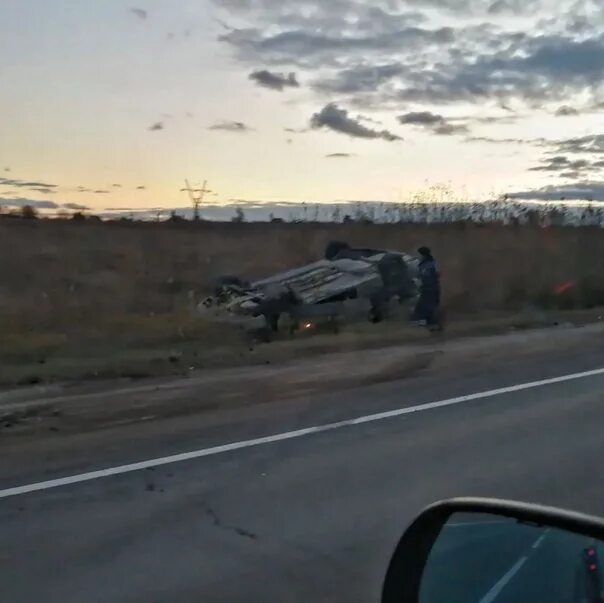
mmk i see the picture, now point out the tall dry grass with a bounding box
[1,218,603,349]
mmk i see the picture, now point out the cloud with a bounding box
[310,103,401,141]
[433,123,470,135]
[508,180,604,201]
[215,0,604,113]
[404,0,541,13]
[112,183,122,188]
[215,0,459,78]
[370,35,604,107]
[472,133,604,175]
[136,185,147,190]
[222,25,456,68]
[0,197,59,210]
[216,1,433,42]
[209,121,252,132]
[528,154,604,179]
[528,155,573,171]
[466,136,530,144]
[130,7,147,20]
[29,187,57,195]
[149,122,164,131]
[398,111,444,126]
[75,186,112,195]
[484,133,604,157]
[4,167,10,172]
[0,177,59,193]
[486,0,544,15]
[326,153,353,158]
[314,63,406,95]
[487,0,515,13]
[472,113,521,125]
[249,70,300,90]
[555,105,579,116]
[555,134,604,155]
[559,170,581,179]
[398,111,470,135]
[0,178,58,190]
[62,202,89,210]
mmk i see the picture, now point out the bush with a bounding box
[21,205,38,220]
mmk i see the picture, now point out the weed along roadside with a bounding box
[2,323,604,441]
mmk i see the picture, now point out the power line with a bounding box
[184,179,210,221]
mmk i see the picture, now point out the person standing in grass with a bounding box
[413,246,442,331]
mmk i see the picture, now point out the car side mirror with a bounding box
[382,498,604,603]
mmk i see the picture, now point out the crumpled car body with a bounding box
[200,246,420,332]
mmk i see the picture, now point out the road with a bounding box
[3,333,604,602]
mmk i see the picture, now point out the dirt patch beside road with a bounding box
[2,304,601,387]
[2,320,603,443]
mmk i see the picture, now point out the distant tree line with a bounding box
[4,197,604,228]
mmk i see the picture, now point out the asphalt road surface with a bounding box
[3,339,604,602]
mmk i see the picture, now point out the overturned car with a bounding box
[200,242,420,336]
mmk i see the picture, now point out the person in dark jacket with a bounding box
[413,246,442,330]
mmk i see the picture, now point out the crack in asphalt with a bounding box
[200,501,258,541]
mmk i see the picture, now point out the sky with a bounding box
[1,0,604,216]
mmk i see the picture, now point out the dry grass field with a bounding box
[1,217,603,385]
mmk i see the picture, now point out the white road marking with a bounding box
[2,366,604,500]
[478,556,528,603]
[478,530,550,602]
[531,530,550,550]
